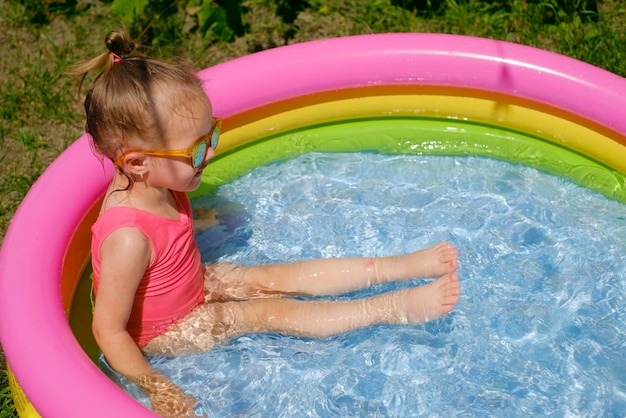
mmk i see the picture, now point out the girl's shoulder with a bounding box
[91,205,151,243]
[91,192,193,247]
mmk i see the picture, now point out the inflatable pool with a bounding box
[1,33,625,417]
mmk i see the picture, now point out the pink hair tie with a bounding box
[111,52,122,63]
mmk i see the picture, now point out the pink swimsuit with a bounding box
[91,191,205,347]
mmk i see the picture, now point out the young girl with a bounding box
[70,31,461,418]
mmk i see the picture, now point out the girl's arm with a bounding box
[93,227,202,418]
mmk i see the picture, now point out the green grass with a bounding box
[0,369,16,417]
[0,0,624,416]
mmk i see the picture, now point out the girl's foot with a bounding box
[407,242,459,278]
[374,242,459,284]
[398,272,461,324]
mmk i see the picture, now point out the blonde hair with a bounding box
[68,31,210,161]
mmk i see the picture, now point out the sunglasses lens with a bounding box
[192,142,207,168]
[210,124,220,150]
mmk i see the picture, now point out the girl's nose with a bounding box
[199,146,215,170]
[206,146,215,160]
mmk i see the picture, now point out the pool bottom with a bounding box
[111,152,625,417]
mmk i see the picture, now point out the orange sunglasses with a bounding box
[114,117,222,168]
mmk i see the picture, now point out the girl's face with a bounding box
[146,100,216,192]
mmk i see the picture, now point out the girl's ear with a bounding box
[118,152,147,178]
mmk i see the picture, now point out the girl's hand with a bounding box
[129,370,207,418]
[193,207,220,233]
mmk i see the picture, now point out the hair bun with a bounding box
[105,31,136,57]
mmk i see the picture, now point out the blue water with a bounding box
[108,152,626,417]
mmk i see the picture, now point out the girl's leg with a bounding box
[206,242,458,299]
[143,272,460,356]
[237,272,460,337]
